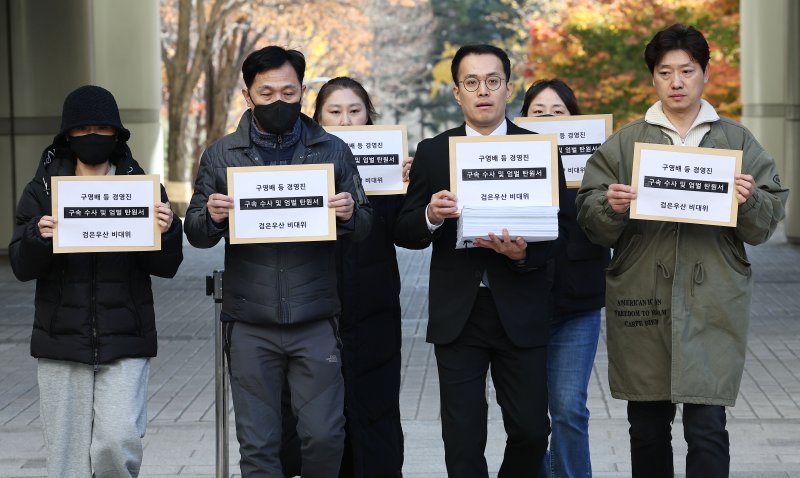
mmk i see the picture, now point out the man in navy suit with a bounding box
[395,44,567,477]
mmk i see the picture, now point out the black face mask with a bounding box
[69,134,117,165]
[252,100,302,135]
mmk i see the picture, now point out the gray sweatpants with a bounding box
[37,357,150,478]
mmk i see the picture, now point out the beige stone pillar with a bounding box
[91,0,163,177]
[740,0,796,239]
[785,0,800,242]
[740,0,787,176]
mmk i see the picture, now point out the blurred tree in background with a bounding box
[417,0,537,139]
[159,0,740,196]
[362,0,436,126]
[160,0,374,210]
[523,0,740,127]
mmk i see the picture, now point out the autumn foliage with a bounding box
[523,0,740,127]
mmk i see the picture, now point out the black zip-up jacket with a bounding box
[9,146,184,365]
[184,111,372,326]
[552,187,610,318]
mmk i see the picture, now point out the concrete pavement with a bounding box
[0,226,798,477]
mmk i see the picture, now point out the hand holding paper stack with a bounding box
[455,205,559,249]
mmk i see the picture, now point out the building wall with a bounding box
[0,0,13,242]
[784,0,800,242]
[740,0,799,242]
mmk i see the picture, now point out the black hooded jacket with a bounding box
[9,146,183,365]
[552,187,610,317]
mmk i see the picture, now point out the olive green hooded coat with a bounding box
[576,116,788,406]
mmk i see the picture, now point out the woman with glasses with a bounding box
[520,79,610,478]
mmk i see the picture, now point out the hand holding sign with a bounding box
[155,201,174,233]
[607,184,637,214]
[208,193,234,223]
[328,192,354,221]
[402,156,414,182]
[38,216,57,239]
[734,174,755,204]
[428,190,460,225]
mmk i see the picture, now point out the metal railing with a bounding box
[206,269,229,478]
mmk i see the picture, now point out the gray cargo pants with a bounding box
[224,318,345,478]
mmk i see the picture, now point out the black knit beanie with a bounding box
[55,85,130,144]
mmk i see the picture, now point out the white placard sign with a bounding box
[52,175,160,253]
[227,164,336,244]
[324,125,408,195]
[630,143,742,227]
[449,134,560,208]
[514,114,612,188]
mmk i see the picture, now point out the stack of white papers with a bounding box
[455,206,559,249]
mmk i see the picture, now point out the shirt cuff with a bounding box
[425,204,443,233]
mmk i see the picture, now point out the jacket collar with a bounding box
[639,107,730,150]
[454,118,527,137]
[34,143,142,196]
[465,119,507,136]
[37,143,142,179]
[645,100,719,135]
[506,119,533,135]
[228,109,330,151]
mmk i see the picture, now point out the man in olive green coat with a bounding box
[576,24,788,478]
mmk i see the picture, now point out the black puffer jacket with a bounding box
[184,111,372,326]
[279,195,404,478]
[9,147,183,365]
[336,194,404,477]
[553,187,610,317]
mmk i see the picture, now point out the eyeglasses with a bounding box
[458,76,506,92]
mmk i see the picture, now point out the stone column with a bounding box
[91,0,163,177]
[1,0,14,240]
[740,0,787,177]
[740,0,796,241]
[785,0,800,242]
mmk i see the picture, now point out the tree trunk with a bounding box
[166,90,192,214]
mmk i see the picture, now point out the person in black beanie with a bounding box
[8,85,184,477]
